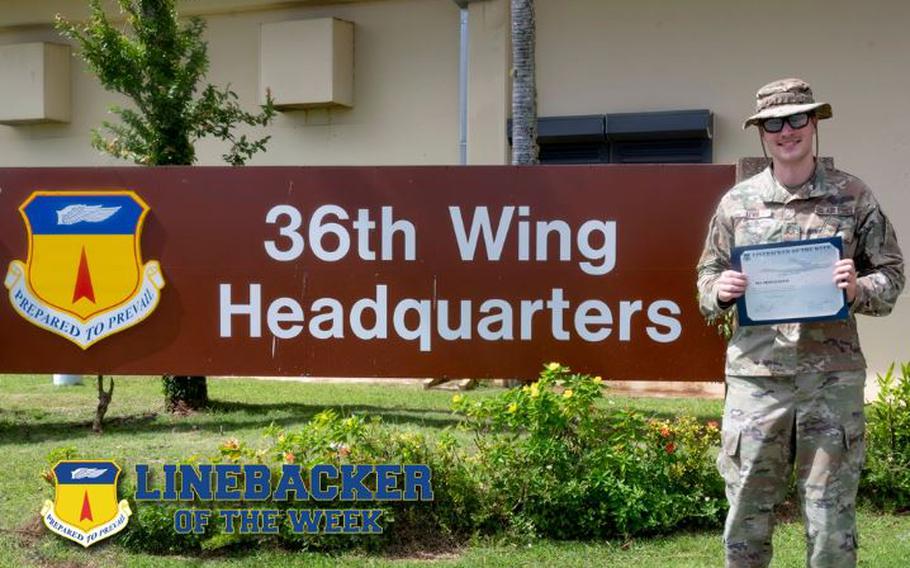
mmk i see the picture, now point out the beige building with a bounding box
[1,0,907,380]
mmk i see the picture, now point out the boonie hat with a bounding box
[742,78,832,129]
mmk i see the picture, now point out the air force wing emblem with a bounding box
[4,191,165,348]
[41,460,132,547]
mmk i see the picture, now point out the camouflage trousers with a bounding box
[718,372,866,568]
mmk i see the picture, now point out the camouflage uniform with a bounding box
[697,162,905,567]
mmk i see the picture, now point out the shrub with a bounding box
[41,446,79,485]
[452,363,725,539]
[862,362,910,511]
[121,364,725,552]
[263,412,482,552]
[119,503,207,554]
[122,410,482,553]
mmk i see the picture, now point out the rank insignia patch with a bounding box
[4,191,164,348]
[41,460,132,547]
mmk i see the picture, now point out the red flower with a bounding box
[664,442,676,454]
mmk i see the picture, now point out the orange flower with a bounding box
[659,427,671,438]
[283,451,296,464]
[664,442,676,454]
[706,421,720,431]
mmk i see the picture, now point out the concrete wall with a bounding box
[0,0,906,376]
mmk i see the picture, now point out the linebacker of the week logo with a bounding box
[42,461,132,547]
[4,191,165,348]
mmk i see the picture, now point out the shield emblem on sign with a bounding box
[41,460,132,547]
[4,190,165,348]
[21,192,148,320]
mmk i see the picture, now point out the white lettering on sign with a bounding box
[264,205,416,262]
[219,202,686,354]
[219,284,682,352]
[646,300,683,343]
[448,206,616,275]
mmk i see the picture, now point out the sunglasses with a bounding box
[760,112,813,133]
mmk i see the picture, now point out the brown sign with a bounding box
[0,166,731,380]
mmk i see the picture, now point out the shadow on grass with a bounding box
[0,412,161,446]
[0,401,461,446]
[207,399,457,424]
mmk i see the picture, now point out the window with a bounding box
[508,109,713,164]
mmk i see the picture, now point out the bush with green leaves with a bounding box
[862,362,910,511]
[119,503,207,554]
[118,364,725,553]
[452,363,725,539]
[121,410,481,553]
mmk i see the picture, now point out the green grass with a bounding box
[1,375,908,567]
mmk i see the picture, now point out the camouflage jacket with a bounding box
[697,164,905,376]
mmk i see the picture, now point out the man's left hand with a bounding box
[833,259,857,303]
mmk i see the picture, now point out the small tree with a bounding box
[57,0,276,411]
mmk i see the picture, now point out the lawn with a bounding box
[1,375,908,567]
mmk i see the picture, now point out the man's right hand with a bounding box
[717,270,748,303]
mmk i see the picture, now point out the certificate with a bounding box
[731,237,848,326]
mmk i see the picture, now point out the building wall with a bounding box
[0,1,377,30]
[0,0,906,376]
[0,0,464,166]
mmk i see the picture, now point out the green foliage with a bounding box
[41,446,79,485]
[125,364,724,553]
[712,309,736,341]
[452,363,725,539]
[55,0,275,166]
[119,503,207,553]
[44,445,79,466]
[122,410,479,553]
[9,376,910,564]
[862,362,910,511]
[695,290,736,340]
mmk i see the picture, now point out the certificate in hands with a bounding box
[731,237,848,326]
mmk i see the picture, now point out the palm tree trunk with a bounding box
[511,0,538,165]
[505,0,538,387]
